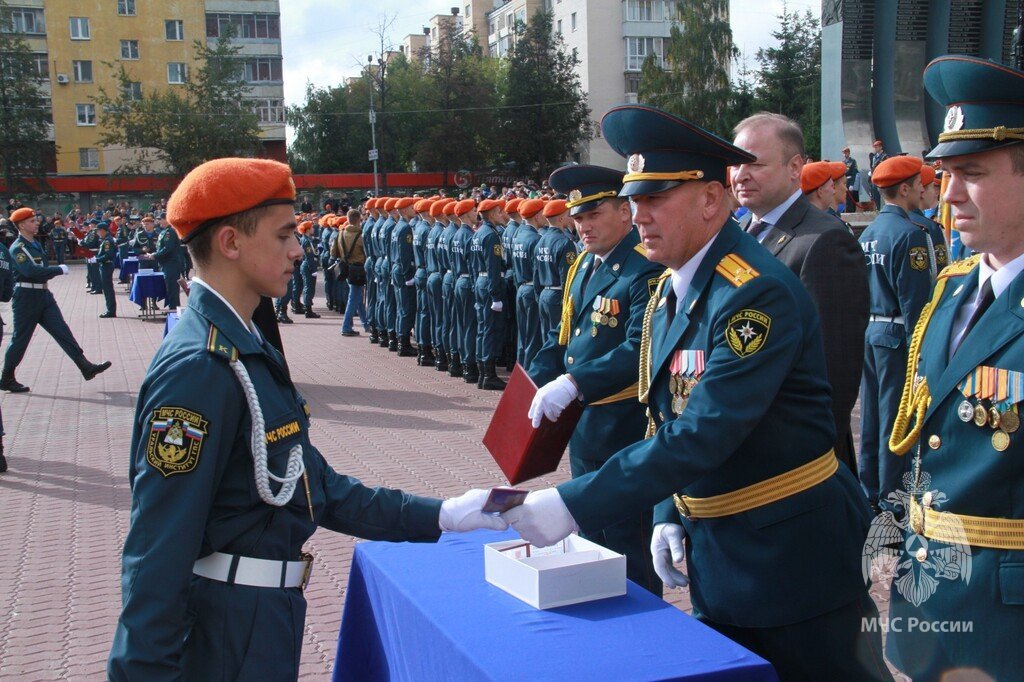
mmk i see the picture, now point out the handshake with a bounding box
[441,488,690,589]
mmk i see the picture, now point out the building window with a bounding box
[79,148,99,170]
[167,62,187,84]
[251,98,285,123]
[624,74,641,103]
[206,13,281,40]
[69,17,90,40]
[32,53,49,79]
[465,5,470,18]
[240,57,282,83]
[73,60,93,83]
[625,36,664,70]
[76,103,96,126]
[120,39,140,60]
[556,19,562,35]
[3,7,46,34]
[41,97,52,124]
[571,12,577,31]
[117,0,137,17]
[123,81,142,101]
[165,19,184,41]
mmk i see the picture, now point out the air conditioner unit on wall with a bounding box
[56,73,69,84]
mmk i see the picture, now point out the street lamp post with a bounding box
[367,54,380,196]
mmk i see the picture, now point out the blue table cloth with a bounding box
[334,530,776,682]
[129,272,166,306]
[119,257,139,283]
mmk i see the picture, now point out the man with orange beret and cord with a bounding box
[298,220,321,318]
[451,199,480,384]
[439,199,462,375]
[857,154,934,514]
[0,207,111,393]
[910,163,950,274]
[472,198,508,389]
[535,199,578,342]
[389,197,419,357]
[425,199,449,371]
[106,158,506,680]
[512,198,547,369]
[376,198,399,351]
[413,198,437,366]
[361,198,381,342]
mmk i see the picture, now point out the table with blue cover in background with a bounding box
[129,272,166,320]
[333,529,777,682]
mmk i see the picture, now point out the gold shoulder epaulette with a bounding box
[938,254,981,279]
[206,325,239,362]
[715,253,759,287]
[633,243,647,257]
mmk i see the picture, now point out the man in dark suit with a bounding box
[731,113,869,480]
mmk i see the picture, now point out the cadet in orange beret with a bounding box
[424,200,449,370]
[437,199,463,375]
[535,199,578,341]
[0,207,110,395]
[908,164,949,273]
[389,197,419,356]
[800,161,836,213]
[857,154,934,513]
[375,199,400,351]
[450,199,480,383]
[510,198,546,367]
[412,199,438,365]
[361,198,382,342]
[472,198,509,389]
[107,158,506,681]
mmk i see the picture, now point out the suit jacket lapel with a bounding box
[927,271,1024,419]
[762,225,794,255]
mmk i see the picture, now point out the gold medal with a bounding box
[974,404,989,427]
[590,326,598,337]
[989,407,1001,429]
[992,429,1011,451]
[599,314,609,325]
[669,374,679,394]
[1000,409,1020,434]
[591,311,601,323]
[608,317,618,328]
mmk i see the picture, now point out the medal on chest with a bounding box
[669,350,704,415]
[957,366,1020,451]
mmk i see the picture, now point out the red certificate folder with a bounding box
[483,364,583,484]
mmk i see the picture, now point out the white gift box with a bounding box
[138,268,154,275]
[484,534,626,609]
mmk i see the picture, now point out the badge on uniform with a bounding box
[14,252,26,264]
[957,366,1021,451]
[146,406,208,476]
[669,350,704,415]
[590,296,620,335]
[726,309,771,358]
[493,244,503,258]
[909,246,929,272]
[566,252,577,265]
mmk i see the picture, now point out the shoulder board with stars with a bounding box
[715,253,759,287]
[938,254,981,280]
[206,325,239,362]
[633,243,647,257]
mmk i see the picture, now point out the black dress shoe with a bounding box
[304,311,321,319]
[99,312,116,318]
[0,446,6,473]
[341,330,360,337]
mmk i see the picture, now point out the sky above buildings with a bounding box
[279,0,819,128]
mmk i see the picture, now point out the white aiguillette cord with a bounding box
[229,358,305,506]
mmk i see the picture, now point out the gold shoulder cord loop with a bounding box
[639,270,671,438]
[557,252,587,346]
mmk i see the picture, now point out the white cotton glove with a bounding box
[58,264,69,275]
[439,489,510,532]
[528,374,578,428]
[490,301,503,312]
[501,488,578,547]
[651,523,689,588]
[404,278,415,286]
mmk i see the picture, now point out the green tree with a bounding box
[0,1,53,197]
[94,33,262,176]
[637,0,736,137]
[754,6,822,158]
[287,81,373,174]
[498,10,591,178]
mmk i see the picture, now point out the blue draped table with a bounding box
[129,272,166,319]
[333,529,776,682]
[119,257,139,283]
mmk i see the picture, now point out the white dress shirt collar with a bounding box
[753,188,803,226]
[190,277,263,342]
[670,233,719,314]
[979,251,1024,300]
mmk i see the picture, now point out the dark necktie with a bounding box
[747,219,768,241]
[579,258,598,297]
[951,277,995,357]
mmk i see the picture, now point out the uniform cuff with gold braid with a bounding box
[565,190,619,209]
[937,126,1024,143]
[622,170,705,184]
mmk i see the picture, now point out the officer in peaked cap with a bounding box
[884,55,1024,682]
[528,164,664,593]
[503,105,889,679]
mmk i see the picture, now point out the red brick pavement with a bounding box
[0,265,900,679]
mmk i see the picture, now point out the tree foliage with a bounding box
[0,0,52,195]
[94,34,262,176]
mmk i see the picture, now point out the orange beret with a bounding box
[800,162,833,194]
[429,195,441,200]
[454,199,476,217]
[478,198,505,213]
[443,201,457,216]
[920,164,937,186]
[9,207,35,223]
[297,220,314,234]
[873,156,923,188]
[339,215,349,224]
[542,199,567,218]
[518,199,545,219]
[429,201,447,218]
[829,162,846,181]
[414,199,431,212]
[384,198,399,211]
[394,197,416,210]
[505,198,522,214]
[167,158,295,242]
[331,216,343,227]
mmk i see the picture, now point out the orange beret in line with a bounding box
[382,198,397,211]
[9,207,35,223]
[454,199,476,216]
[394,197,416,210]
[800,162,833,194]
[829,162,846,181]
[429,201,447,218]
[505,198,522,214]
[920,164,937,186]
[542,199,567,218]
[478,198,505,213]
[873,156,923,188]
[518,199,545,219]
[414,199,430,212]
[297,220,314,234]
[365,198,378,209]
[443,201,457,216]
[167,158,295,242]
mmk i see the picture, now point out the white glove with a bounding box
[501,488,578,547]
[528,374,578,428]
[405,278,415,286]
[490,301,503,312]
[651,523,689,588]
[58,264,69,275]
[439,489,510,533]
